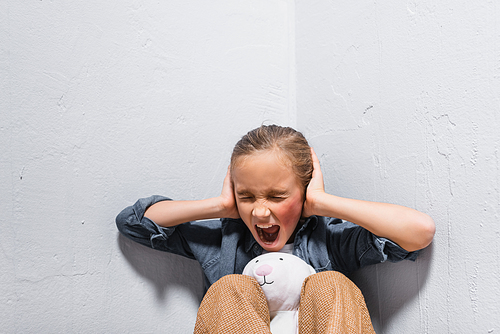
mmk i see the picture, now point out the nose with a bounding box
[255,264,273,277]
[252,204,270,218]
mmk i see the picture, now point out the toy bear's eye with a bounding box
[255,260,259,263]
[279,258,283,261]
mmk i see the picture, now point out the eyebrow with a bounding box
[236,190,253,196]
[236,189,289,197]
[268,190,289,196]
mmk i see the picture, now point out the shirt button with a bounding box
[253,245,259,252]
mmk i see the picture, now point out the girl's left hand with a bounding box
[302,148,326,217]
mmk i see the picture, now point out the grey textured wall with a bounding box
[296,1,500,332]
[1,1,293,332]
[1,1,498,333]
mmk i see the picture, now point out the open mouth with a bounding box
[255,224,280,244]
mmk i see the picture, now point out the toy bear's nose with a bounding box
[255,264,273,276]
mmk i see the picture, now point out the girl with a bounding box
[116,125,435,333]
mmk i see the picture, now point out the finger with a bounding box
[310,147,322,173]
[227,165,235,186]
[225,166,238,197]
[221,166,233,192]
[225,165,235,183]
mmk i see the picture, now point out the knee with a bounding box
[302,271,363,299]
[206,274,264,301]
[210,274,260,291]
[305,270,353,286]
[200,274,269,322]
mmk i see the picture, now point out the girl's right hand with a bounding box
[218,166,240,219]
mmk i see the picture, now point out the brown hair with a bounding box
[230,125,313,190]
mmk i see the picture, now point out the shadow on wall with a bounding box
[349,244,434,333]
[118,231,432,331]
[117,233,205,303]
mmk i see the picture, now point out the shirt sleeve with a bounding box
[327,219,419,273]
[115,195,197,259]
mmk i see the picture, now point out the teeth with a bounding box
[256,224,273,229]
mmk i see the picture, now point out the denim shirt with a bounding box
[116,195,418,291]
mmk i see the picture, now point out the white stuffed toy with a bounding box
[243,252,316,334]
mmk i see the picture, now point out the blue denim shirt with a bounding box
[116,195,418,291]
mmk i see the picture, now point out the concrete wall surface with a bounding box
[1,1,294,332]
[1,0,499,333]
[296,1,500,332]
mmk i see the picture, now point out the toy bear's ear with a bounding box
[242,265,250,276]
[242,259,258,276]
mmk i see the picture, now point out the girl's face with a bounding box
[231,150,305,252]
